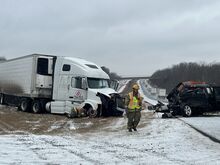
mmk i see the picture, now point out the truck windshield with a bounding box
[87,78,109,89]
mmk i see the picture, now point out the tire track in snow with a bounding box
[18,135,102,164]
[69,135,187,165]
[17,135,49,161]
[42,138,101,164]
[62,136,136,163]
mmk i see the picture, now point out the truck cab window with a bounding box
[37,58,49,75]
[87,78,109,89]
[71,77,82,89]
[62,64,71,71]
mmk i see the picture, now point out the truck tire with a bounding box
[45,102,51,113]
[0,94,4,105]
[32,100,42,113]
[182,104,193,117]
[19,99,31,112]
[88,107,98,118]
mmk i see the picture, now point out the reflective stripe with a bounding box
[128,92,141,110]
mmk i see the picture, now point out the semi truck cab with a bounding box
[43,56,122,117]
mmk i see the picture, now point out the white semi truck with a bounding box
[0,54,123,117]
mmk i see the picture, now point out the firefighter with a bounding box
[125,84,143,132]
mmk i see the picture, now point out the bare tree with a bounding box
[150,62,220,93]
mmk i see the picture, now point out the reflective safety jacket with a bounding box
[128,92,141,110]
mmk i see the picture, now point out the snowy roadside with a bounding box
[180,117,220,142]
[0,112,220,164]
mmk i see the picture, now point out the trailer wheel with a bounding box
[88,107,98,118]
[32,100,42,113]
[19,99,31,112]
[182,104,193,117]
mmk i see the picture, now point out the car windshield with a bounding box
[87,78,109,89]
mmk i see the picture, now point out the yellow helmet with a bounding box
[132,84,139,90]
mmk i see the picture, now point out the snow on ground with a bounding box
[181,116,220,141]
[1,112,220,164]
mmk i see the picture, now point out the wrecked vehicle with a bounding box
[149,81,220,117]
[0,54,124,118]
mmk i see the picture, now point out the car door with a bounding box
[193,88,208,108]
[213,87,220,110]
[182,88,208,108]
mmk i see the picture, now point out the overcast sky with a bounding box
[1,0,220,76]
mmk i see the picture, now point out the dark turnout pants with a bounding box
[127,109,141,129]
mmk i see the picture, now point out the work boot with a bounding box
[128,128,132,132]
[133,128,137,131]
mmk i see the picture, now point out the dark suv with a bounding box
[159,81,220,117]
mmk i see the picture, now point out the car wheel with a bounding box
[182,104,193,117]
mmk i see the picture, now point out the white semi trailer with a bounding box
[0,54,123,117]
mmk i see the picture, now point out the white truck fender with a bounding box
[82,99,99,110]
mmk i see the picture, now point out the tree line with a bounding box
[149,62,220,93]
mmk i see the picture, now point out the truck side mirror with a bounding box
[81,77,88,90]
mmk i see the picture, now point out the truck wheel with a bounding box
[0,94,4,104]
[45,102,51,113]
[182,104,192,117]
[32,100,42,113]
[88,107,98,118]
[19,99,31,112]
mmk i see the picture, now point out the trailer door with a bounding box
[36,57,53,89]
